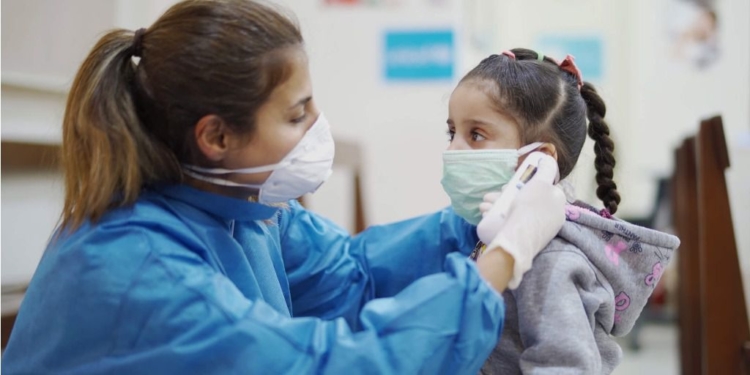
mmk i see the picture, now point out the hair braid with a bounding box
[580,83,620,214]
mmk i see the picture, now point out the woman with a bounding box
[2,1,565,373]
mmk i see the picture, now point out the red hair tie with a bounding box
[500,50,516,60]
[559,54,583,90]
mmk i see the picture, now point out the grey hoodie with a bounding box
[480,201,680,374]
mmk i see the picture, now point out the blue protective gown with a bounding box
[2,184,504,374]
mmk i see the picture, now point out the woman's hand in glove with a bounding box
[475,156,566,291]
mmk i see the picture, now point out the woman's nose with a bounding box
[307,102,321,131]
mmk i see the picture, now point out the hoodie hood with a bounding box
[557,201,680,336]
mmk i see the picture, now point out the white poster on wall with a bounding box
[665,0,720,70]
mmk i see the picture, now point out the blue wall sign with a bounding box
[384,29,455,81]
[535,36,604,81]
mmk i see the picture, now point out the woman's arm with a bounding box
[279,200,479,324]
[3,229,505,375]
[281,161,566,324]
[476,248,515,293]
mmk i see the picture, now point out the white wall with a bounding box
[1,169,64,285]
[628,0,749,202]
[628,0,750,294]
[0,0,177,284]
[1,0,118,285]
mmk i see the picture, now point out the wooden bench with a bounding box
[673,115,750,374]
[298,138,367,233]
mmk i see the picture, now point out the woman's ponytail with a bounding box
[60,29,177,231]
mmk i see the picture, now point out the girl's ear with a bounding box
[516,142,558,170]
[537,143,558,161]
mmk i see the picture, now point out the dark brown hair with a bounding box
[461,48,621,214]
[61,0,303,230]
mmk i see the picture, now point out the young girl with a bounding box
[442,48,681,374]
[2,2,566,373]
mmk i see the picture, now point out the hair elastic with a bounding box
[500,50,516,60]
[559,54,584,90]
[132,28,146,57]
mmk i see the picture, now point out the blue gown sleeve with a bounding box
[280,200,478,324]
[3,229,504,375]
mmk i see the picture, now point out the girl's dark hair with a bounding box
[61,0,303,231]
[461,48,621,214]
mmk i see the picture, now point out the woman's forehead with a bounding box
[266,49,312,108]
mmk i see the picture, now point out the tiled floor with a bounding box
[613,324,679,375]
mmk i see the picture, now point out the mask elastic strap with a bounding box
[181,113,329,176]
[517,142,545,156]
[183,162,289,175]
[183,169,263,189]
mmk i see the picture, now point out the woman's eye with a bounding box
[471,131,486,141]
[291,113,307,124]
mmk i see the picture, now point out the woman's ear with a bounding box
[194,115,230,162]
[537,143,558,161]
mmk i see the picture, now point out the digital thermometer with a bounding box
[476,151,559,244]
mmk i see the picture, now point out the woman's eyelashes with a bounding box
[446,128,456,142]
[291,112,307,124]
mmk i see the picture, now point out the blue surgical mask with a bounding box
[441,142,543,225]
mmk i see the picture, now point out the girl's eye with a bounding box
[446,129,455,141]
[471,131,486,142]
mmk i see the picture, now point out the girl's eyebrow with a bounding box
[447,118,496,128]
[465,118,494,127]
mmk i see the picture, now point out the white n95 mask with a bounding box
[441,142,543,225]
[183,113,335,204]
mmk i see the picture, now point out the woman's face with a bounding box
[446,80,521,151]
[212,48,320,190]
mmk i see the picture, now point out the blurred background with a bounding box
[2,0,749,372]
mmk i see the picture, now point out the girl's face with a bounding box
[446,80,521,151]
